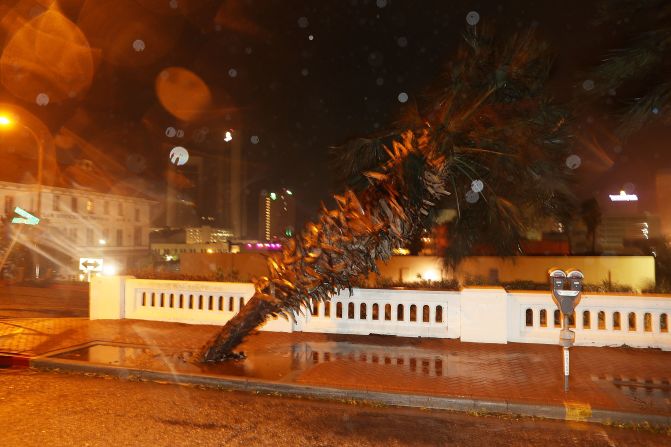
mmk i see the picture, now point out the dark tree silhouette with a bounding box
[580,198,602,254]
[197,28,574,362]
[587,0,671,135]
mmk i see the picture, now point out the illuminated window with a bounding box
[135,208,140,221]
[86,199,94,213]
[118,202,124,216]
[71,197,77,212]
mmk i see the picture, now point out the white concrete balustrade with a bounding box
[91,276,671,350]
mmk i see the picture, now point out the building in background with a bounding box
[258,188,296,241]
[0,180,154,279]
[656,170,671,239]
[164,132,248,238]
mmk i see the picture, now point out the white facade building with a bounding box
[0,180,155,278]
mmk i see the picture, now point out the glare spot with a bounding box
[397,36,408,48]
[298,16,309,28]
[228,68,238,78]
[132,39,146,52]
[176,129,184,138]
[301,68,309,76]
[308,34,314,41]
[465,190,479,204]
[623,182,635,193]
[224,131,233,142]
[565,154,581,169]
[376,77,384,86]
[169,0,178,9]
[471,179,484,193]
[165,127,177,138]
[376,0,387,8]
[169,146,189,166]
[652,107,660,114]
[36,93,49,106]
[251,135,260,144]
[397,92,408,103]
[368,51,384,67]
[466,11,480,26]
[582,79,595,91]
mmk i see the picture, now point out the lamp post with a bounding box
[0,114,44,279]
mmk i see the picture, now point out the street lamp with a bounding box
[0,114,44,215]
[0,113,45,279]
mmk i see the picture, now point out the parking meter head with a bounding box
[567,269,584,292]
[549,268,566,290]
[548,268,583,316]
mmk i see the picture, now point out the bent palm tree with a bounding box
[197,28,573,362]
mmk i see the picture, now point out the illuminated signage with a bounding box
[609,190,638,202]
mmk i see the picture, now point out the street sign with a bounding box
[11,206,39,225]
[79,258,103,272]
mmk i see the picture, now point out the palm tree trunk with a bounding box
[196,295,278,362]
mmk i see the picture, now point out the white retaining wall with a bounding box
[90,276,671,350]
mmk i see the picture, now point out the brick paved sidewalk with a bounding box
[1,318,670,419]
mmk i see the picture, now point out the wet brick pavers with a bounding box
[1,318,670,417]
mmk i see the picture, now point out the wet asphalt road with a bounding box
[0,369,669,447]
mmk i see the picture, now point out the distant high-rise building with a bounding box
[258,188,295,241]
[656,170,671,238]
[165,131,248,238]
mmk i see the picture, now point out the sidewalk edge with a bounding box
[30,357,671,428]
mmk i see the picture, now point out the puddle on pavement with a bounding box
[50,340,520,383]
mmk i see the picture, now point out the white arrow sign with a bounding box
[11,206,40,225]
[79,258,104,272]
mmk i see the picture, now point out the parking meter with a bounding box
[548,268,584,392]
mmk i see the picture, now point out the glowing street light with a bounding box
[0,115,12,126]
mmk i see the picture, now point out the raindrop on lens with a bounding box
[251,135,260,144]
[308,34,314,41]
[176,129,184,138]
[245,47,252,55]
[298,17,309,28]
[132,39,145,52]
[169,0,178,9]
[169,146,189,166]
[466,11,480,26]
[376,0,387,8]
[582,79,595,91]
[397,36,408,48]
[471,179,484,193]
[36,93,49,106]
[228,68,238,78]
[301,68,309,76]
[565,154,581,169]
[397,92,408,103]
[465,190,479,204]
[165,127,177,138]
[376,77,384,86]
[652,107,659,115]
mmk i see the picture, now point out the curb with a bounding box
[31,356,671,428]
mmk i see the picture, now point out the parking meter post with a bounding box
[563,347,569,392]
